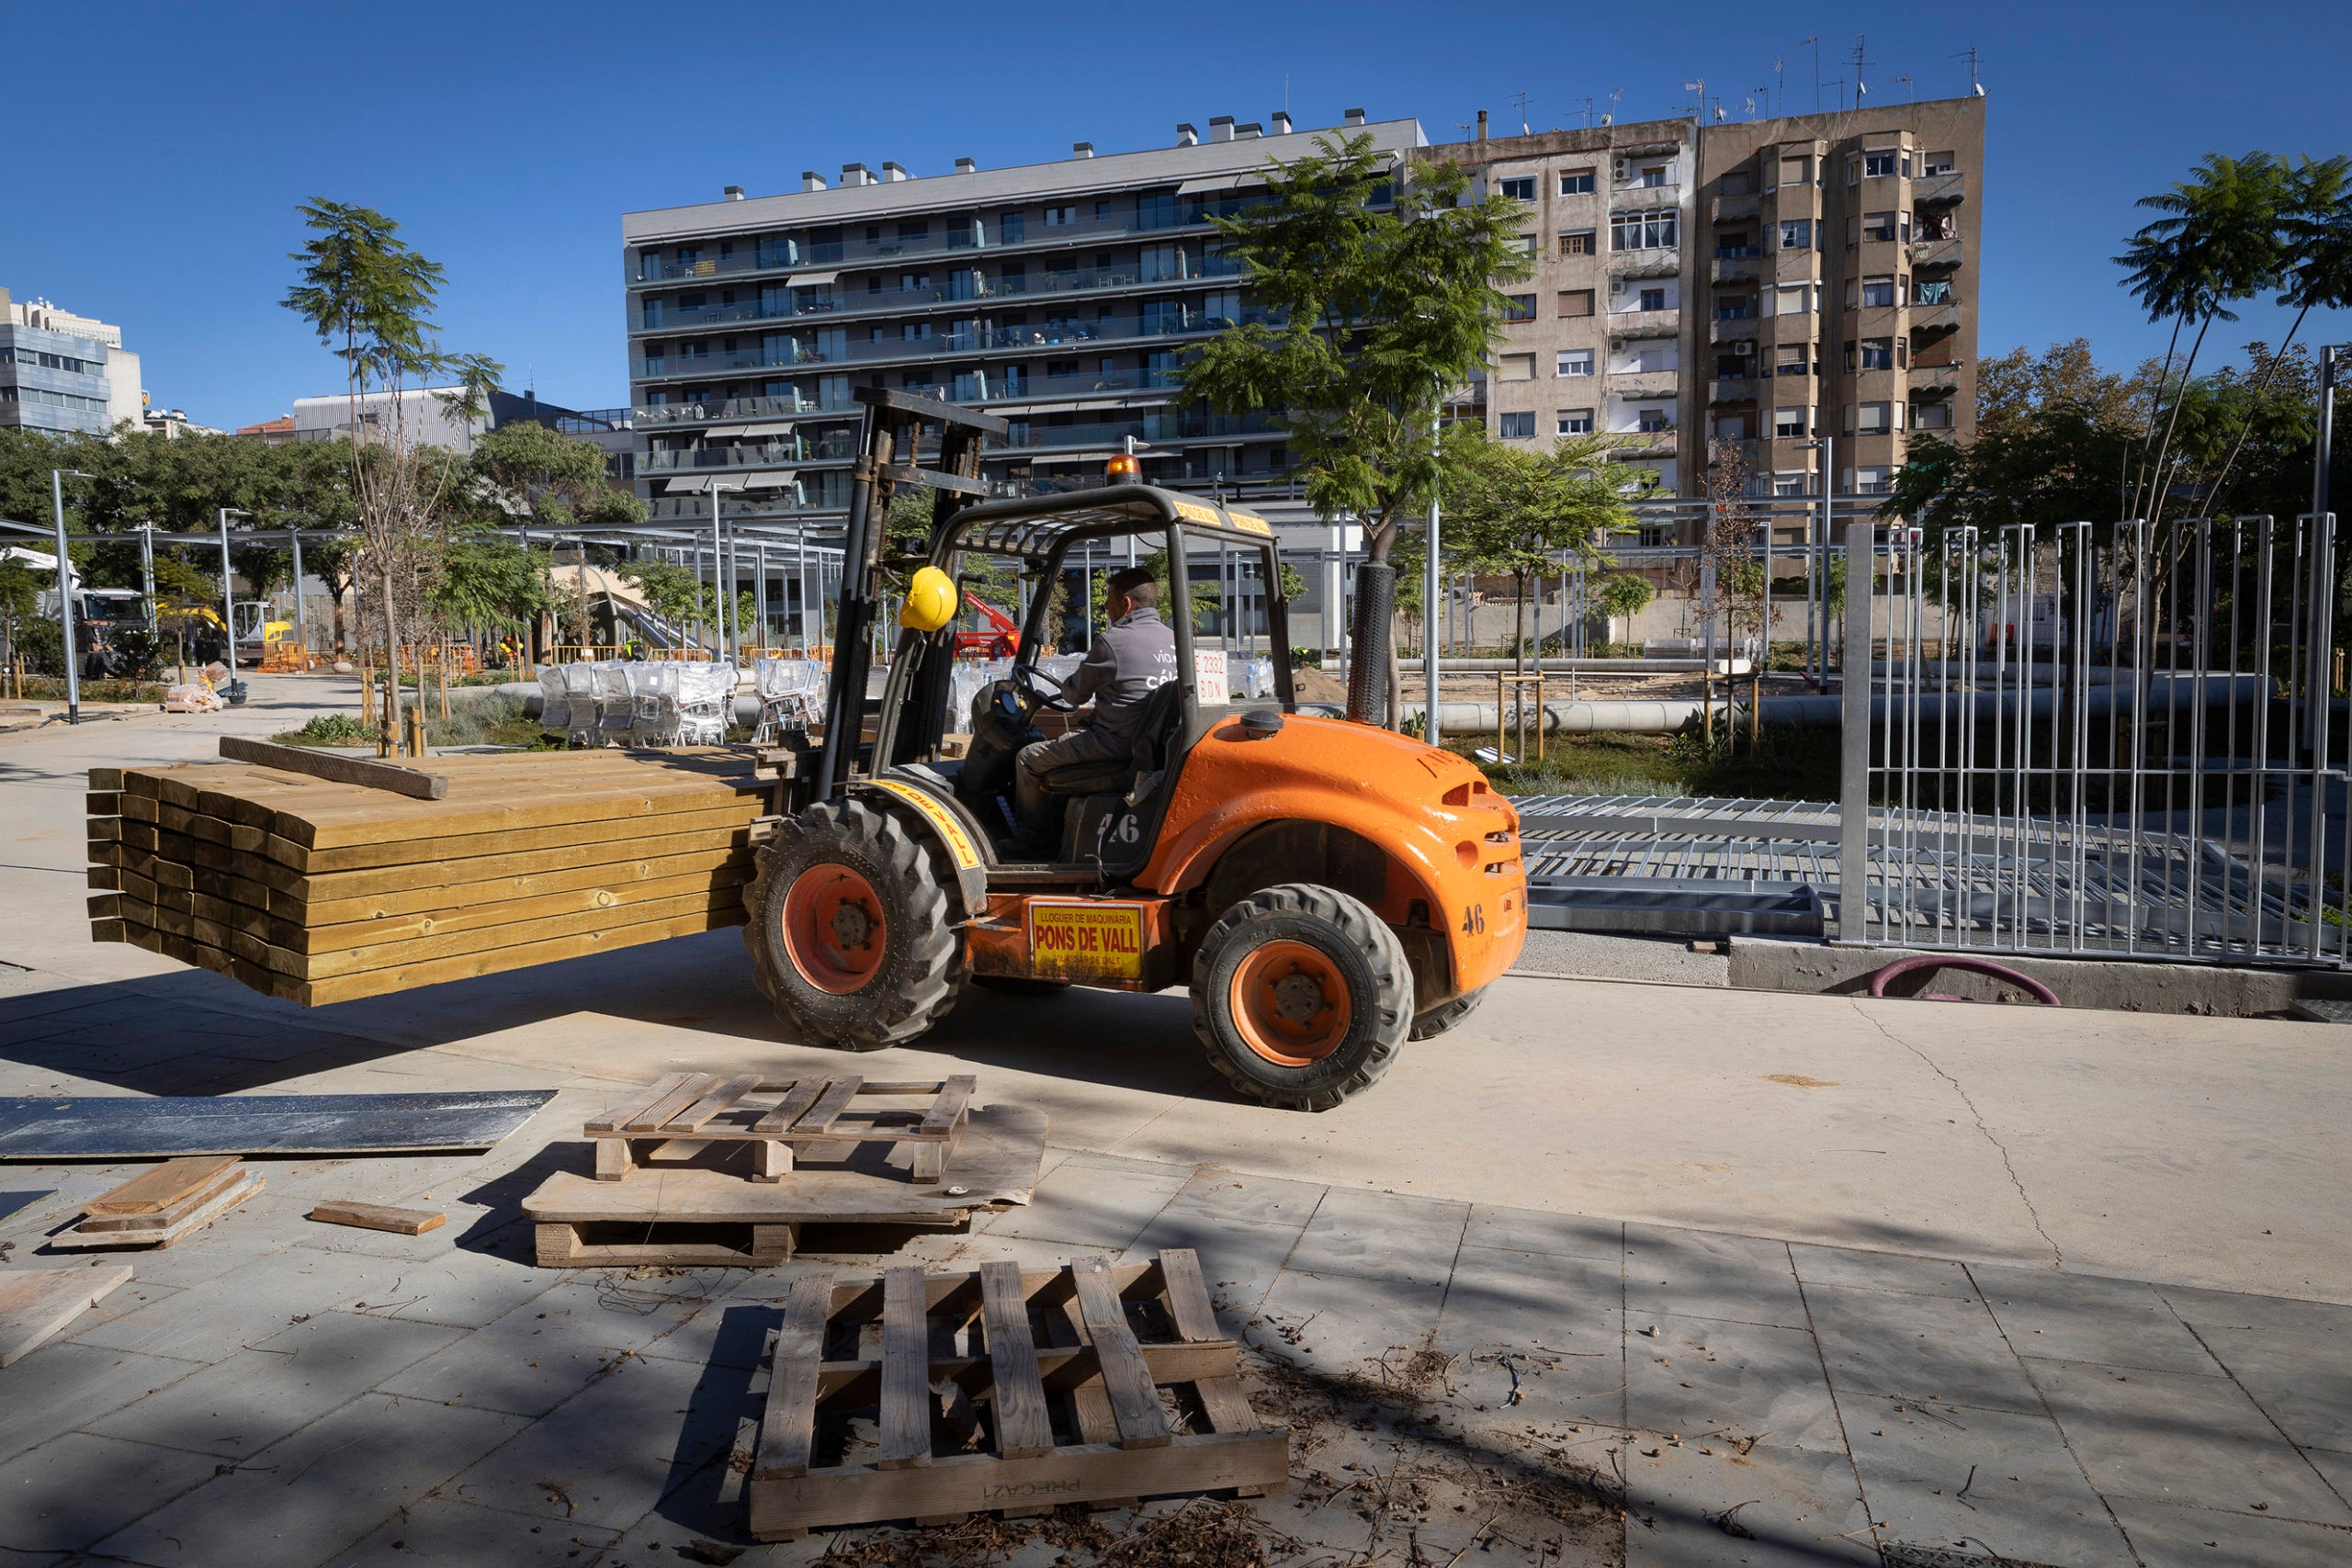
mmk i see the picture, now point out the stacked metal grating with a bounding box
[84,750,766,1007]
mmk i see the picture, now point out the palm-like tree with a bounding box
[2202,156,2352,517]
[2116,153,2290,521]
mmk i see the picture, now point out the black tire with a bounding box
[971,975,1070,996]
[742,796,966,1051]
[1191,884,1413,1111]
[1408,986,1487,1041]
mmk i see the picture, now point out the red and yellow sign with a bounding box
[1027,900,1146,983]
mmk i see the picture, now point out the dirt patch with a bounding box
[1762,1074,1839,1089]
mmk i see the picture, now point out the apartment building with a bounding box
[1432,96,1984,525]
[617,111,1426,537]
[0,287,144,435]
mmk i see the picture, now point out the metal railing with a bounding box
[1841,515,2350,966]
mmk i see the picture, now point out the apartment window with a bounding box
[1498,175,1538,201]
[1611,209,1679,251]
[1097,355,1116,377]
[1772,283,1814,316]
[1863,150,1899,179]
[1716,231,1758,257]
[1557,349,1594,377]
[1146,349,1181,387]
[1498,412,1538,439]
[1498,353,1537,381]
[1862,210,1898,243]
[1923,151,1957,175]
[1560,168,1596,195]
[1854,337,1894,370]
[1043,206,1075,226]
[902,321,933,341]
[867,325,885,343]
[1779,219,1813,250]
[1772,471,1808,497]
[1515,232,1540,257]
[899,272,929,293]
[1722,170,1754,197]
[1715,353,1752,378]
[1558,229,1596,256]
[1916,277,1951,305]
[1557,408,1594,434]
[1557,288,1594,318]
[1136,191,1176,229]
[867,276,884,295]
[1636,408,1669,433]
[1000,211,1026,244]
[1714,412,1751,440]
[1857,401,1894,434]
[1775,344,1808,376]
[1778,155,1812,187]
[1094,200,1112,219]
[1775,407,1810,437]
[1502,294,1538,321]
[1717,294,1754,319]
[1638,287,1668,312]
[1046,359,1078,378]
[1914,400,1953,430]
[1855,465,1894,495]
[1639,165,1668,187]
[1860,276,1895,308]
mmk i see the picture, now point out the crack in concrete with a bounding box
[1851,998,2064,1267]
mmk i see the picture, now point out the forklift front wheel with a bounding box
[744,797,967,1051]
[1192,884,1411,1111]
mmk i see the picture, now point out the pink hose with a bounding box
[1865,953,2061,1006]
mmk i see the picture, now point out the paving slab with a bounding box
[1152,1167,1329,1230]
[2108,1493,2352,1568]
[1624,1438,1876,1567]
[1466,1202,1624,1263]
[1624,1223,1806,1332]
[69,1246,402,1359]
[1973,1261,2227,1377]
[1283,1184,1468,1286]
[0,1342,208,1464]
[323,1244,559,1329]
[978,1148,1191,1249]
[1844,1397,2135,1567]
[2186,1325,2352,1453]
[90,1393,529,1568]
[322,1495,621,1566]
[1118,1210,1306,1314]
[2026,1355,2352,1525]
[85,1310,462,1458]
[1627,1310,1846,1454]
[1802,1279,2047,1416]
[1790,1242,1979,1301]
[0,1431,222,1552]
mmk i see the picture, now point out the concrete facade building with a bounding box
[0,287,143,435]
[1430,96,1984,526]
[616,110,1425,536]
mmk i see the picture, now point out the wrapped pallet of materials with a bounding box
[672,661,735,746]
[560,662,600,748]
[537,667,571,732]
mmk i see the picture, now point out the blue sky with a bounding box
[5,0,2347,430]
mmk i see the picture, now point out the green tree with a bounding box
[1440,430,1643,672]
[468,420,645,532]
[1596,573,1655,649]
[283,197,503,750]
[433,529,549,640]
[2115,152,2290,521]
[1179,131,1532,723]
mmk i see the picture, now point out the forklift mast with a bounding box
[813,387,1009,801]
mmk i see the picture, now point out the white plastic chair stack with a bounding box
[628,662,678,747]
[752,658,825,742]
[537,667,571,733]
[672,661,733,747]
[560,661,602,748]
[594,663,636,744]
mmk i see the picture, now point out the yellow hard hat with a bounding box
[899,566,960,633]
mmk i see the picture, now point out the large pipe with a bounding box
[1393,657,1751,674]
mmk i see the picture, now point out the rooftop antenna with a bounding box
[1953,45,1984,96]
[1894,73,1914,106]
[1570,94,1595,128]
[1680,78,1704,119]
[1509,90,1532,134]
[1744,95,1758,120]
[1849,34,1872,102]
[1602,86,1622,128]
[1798,36,1820,113]
[1769,57,1785,115]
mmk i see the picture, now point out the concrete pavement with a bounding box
[2,674,2349,1565]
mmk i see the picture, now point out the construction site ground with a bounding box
[2,673,2348,1567]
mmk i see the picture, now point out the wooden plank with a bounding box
[535,1221,794,1269]
[1069,1259,1171,1448]
[88,766,125,791]
[666,1072,762,1134]
[262,867,753,957]
[808,1339,1238,1405]
[752,1077,830,1134]
[0,1265,135,1368]
[920,1075,977,1136]
[627,1074,719,1134]
[1156,1249,1221,1343]
[978,1261,1054,1460]
[74,1165,248,1231]
[289,801,760,875]
[307,1201,447,1235]
[747,1431,1288,1541]
[291,906,747,1007]
[584,1072,697,1135]
[52,1171,263,1250]
[758,1270,836,1479]
[219,736,449,799]
[1047,1297,1120,1446]
[795,1076,864,1134]
[880,1267,934,1469]
[84,1155,242,1215]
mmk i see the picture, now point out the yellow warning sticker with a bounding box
[1027,900,1146,983]
[867,779,982,871]
[1170,498,1271,535]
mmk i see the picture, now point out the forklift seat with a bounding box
[1031,680,1186,800]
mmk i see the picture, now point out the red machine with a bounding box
[952,596,1021,659]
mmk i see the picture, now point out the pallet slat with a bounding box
[668,1073,762,1133]
[880,1267,935,1470]
[753,1077,831,1134]
[797,1076,864,1134]
[978,1261,1055,1460]
[1069,1259,1172,1449]
[760,1270,835,1480]
[627,1074,719,1134]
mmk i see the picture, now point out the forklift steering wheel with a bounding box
[1015,663,1079,713]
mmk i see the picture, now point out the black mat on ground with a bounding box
[0,1090,557,1158]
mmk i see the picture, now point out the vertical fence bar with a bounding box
[1840,520,1874,942]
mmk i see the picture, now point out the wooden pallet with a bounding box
[746,1248,1288,1540]
[526,1102,1048,1268]
[585,1074,975,1183]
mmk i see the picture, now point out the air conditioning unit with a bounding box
[1613,160,1630,179]
[1732,340,1755,355]
[1609,279,1626,295]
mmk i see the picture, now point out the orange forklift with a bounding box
[747,388,1524,1110]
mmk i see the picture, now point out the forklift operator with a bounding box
[1013,565,1177,848]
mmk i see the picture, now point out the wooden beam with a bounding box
[220,737,448,800]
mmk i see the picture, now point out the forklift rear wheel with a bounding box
[743,797,966,1051]
[1192,884,1411,1111]
[1408,986,1487,1041]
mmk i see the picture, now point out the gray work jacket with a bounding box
[1065,608,1178,743]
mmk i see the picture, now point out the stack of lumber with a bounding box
[86,747,767,1007]
[52,1156,262,1251]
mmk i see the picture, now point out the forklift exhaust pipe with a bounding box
[1345,561,1394,727]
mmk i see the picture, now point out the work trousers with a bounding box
[1013,727,1128,849]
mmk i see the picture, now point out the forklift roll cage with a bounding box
[816,386,1295,799]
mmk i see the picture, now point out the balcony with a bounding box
[631,310,1239,383]
[1912,302,1962,334]
[1609,427,1678,459]
[1604,369,1679,398]
[1708,376,1760,403]
[1707,317,1758,344]
[634,394,846,429]
[1910,237,1964,269]
[1606,308,1679,340]
[632,251,775,284]
[1712,194,1759,221]
[1710,254,1760,284]
[1911,364,1962,394]
[1914,172,1965,205]
[1607,248,1680,280]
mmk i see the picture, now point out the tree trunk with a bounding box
[2202,304,2311,516]
[381,575,403,757]
[2142,310,2215,524]
[2130,312,2188,517]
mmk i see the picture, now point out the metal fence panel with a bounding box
[1841,514,2346,966]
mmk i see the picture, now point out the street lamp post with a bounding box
[1797,435,1834,682]
[50,468,95,724]
[288,525,308,667]
[1424,412,1443,747]
[218,507,250,699]
[708,480,740,666]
